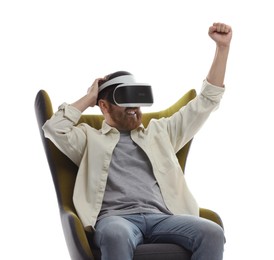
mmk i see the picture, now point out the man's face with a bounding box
[107,103,142,131]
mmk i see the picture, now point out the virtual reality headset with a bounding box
[98,75,153,107]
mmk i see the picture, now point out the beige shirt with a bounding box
[43,80,225,231]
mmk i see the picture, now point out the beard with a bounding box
[108,104,142,131]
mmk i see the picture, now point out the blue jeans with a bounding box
[94,213,224,260]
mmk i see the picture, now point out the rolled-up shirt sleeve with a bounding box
[200,79,225,104]
[165,79,225,152]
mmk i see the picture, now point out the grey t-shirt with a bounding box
[98,131,171,220]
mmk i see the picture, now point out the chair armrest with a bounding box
[199,208,224,229]
[60,207,95,260]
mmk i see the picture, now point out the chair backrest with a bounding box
[35,88,197,214]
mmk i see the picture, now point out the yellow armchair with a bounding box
[35,88,223,260]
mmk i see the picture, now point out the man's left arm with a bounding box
[206,22,232,87]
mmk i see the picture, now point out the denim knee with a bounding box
[201,220,225,245]
[193,219,225,260]
[95,217,136,245]
[94,216,143,260]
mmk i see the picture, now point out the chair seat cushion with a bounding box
[91,243,191,260]
[134,244,191,260]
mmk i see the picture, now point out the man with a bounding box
[43,22,232,260]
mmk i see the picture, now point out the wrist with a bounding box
[87,93,98,107]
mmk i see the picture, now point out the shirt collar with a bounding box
[101,120,145,134]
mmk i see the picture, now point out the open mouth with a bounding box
[126,109,137,116]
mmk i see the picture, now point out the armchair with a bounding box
[34,88,223,260]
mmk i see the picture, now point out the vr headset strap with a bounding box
[99,75,136,92]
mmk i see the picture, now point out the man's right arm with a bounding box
[70,78,102,112]
[42,103,86,166]
[42,78,102,165]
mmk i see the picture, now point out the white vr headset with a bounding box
[98,75,153,107]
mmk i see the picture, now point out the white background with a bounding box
[1,0,274,259]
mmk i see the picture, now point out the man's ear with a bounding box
[98,99,109,114]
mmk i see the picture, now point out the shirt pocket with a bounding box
[149,131,181,173]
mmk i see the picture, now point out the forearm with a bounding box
[70,77,101,112]
[206,45,230,87]
[206,22,232,87]
[71,94,97,113]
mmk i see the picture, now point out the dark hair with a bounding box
[97,71,132,105]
